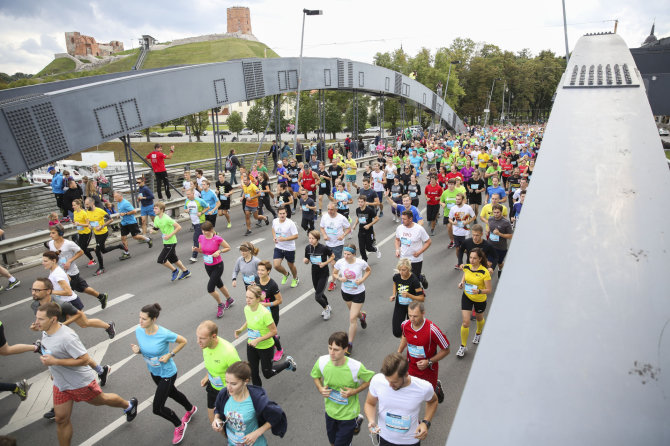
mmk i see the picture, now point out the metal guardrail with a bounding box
[0,154,378,271]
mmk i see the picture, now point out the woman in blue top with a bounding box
[199,179,220,227]
[131,303,196,444]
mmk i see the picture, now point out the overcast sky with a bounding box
[0,0,667,75]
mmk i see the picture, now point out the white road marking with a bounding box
[249,238,265,244]
[0,296,32,312]
[85,293,134,316]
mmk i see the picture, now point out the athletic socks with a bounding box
[94,365,104,374]
[476,317,485,334]
[460,325,469,347]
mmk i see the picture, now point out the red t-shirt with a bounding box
[501,162,513,177]
[446,172,464,182]
[147,151,167,172]
[300,171,317,193]
[424,184,444,206]
[401,318,449,387]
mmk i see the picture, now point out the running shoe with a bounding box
[447,241,455,249]
[95,268,105,276]
[255,220,263,227]
[430,228,435,236]
[189,256,198,263]
[290,278,299,288]
[322,305,332,320]
[106,321,116,339]
[281,274,289,285]
[376,248,382,259]
[379,211,384,218]
[348,217,352,223]
[345,343,353,357]
[473,333,481,344]
[87,259,97,267]
[125,397,138,422]
[244,229,252,236]
[6,280,20,291]
[285,355,297,372]
[44,408,55,420]
[98,293,108,309]
[328,281,336,291]
[216,304,224,318]
[98,365,111,387]
[119,253,131,261]
[226,223,232,229]
[456,345,466,358]
[436,380,445,404]
[273,349,284,362]
[265,217,270,226]
[454,264,461,270]
[224,297,235,310]
[147,238,153,249]
[420,274,429,290]
[178,270,192,280]
[353,414,365,435]
[181,406,197,424]
[59,217,71,223]
[171,269,179,281]
[359,311,367,329]
[14,379,30,401]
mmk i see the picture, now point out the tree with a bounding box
[297,92,318,139]
[245,103,266,140]
[324,100,343,140]
[227,111,244,137]
[169,117,185,131]
[345,94,370,135]
[185,110,210,142]
[143,128,151,143]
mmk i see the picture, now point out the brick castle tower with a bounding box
[227,7,252,35]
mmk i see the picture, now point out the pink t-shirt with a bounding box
[198,234,223,265]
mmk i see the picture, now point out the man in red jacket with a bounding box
[146,144,174,199]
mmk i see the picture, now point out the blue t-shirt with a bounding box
[225,395,267,446]
[138,186,154,207]
[51,173,64,194]
[277,167,288,183]
[200,189,219,215]
[118,199,137,225]
[334,191,351,210]
[396,204,423,223]
[487,186,506,203]
[135,325,178,378]
[409,155,422,171]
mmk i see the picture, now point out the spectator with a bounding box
[225,149,241,185]
[146,144,174,200]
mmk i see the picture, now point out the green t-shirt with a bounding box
[392,156,402,167]
[154,214,177,244]
[417,147,426,156]
[258,166,268,174]
[435,148,445,159]
[310,355,375,420]
[440,189,460,216]
[203,337,241,390]
[485,166,499,186]
[244,305,275,350]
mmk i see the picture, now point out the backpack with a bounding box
[225,157,233,170]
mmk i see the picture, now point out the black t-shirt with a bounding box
[31,299,78,322]
[305,243,332,274]
[390,184,403,201]
[392,273,424,307]
[359,188,377,207]
[287,166,300,184]
[355,206,377,233]
[405,183,421,200]
[256,277,281,320]
[399,172,412,187]
[467,178,486,198]
[328,165,343,182]
[508,175,522,191]
[460,238,497,263]
[299,197,315,220]
[276,191,292,209]
[215,180,233,200]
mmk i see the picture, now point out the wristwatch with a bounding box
[427,359,434,368]
[170,351,176,357]
[421,419,431,429]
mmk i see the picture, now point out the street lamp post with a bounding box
[484,78,501,127]
[500,81,507,125]
[294,8,322,152]
[442,60,461,103]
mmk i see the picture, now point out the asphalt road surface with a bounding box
[0,180,502,445]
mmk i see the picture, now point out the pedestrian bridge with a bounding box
[0,57,465,181]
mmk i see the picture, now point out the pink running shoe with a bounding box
[273,349,284,362]
[173,422,187,444]
[181,406,197,424]
[224,297,235,310]
[216,304,224,318]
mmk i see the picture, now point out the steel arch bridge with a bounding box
[0,57,466,181]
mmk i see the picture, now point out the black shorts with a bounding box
[443,216,451,225]
[120,223,141,237]
[157,243,178,264]
[468,194,482,205]
[0,322,6,347]
[336,208,349,219]
[461,293,487,313]
[426,204,440,222]
[494,248,508,264]
[273,248,296,264]
[342,291,365,304]
[206,382,221,409]
[68,273,89,293]
[325,413,357,446]
[219,198,231,210]
[318,185,331,196]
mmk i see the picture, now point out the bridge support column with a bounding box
[212,108,223,178]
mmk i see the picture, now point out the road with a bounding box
[0,180,501,445]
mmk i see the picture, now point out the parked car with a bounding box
[659,128,670,137]
[364,127,381,134]
[128,131,143,138]
[149,132,164,137]
[240,128,254,135]
[167,131,183,137]
[215,130,232,135]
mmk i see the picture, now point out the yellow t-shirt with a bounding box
[478,153,490,169]
[242,183,259,207]
[344,159,357,176]
[86,207,108,235]
[73,209,91,234]
[479,203,508,231]
[463,264,491,302]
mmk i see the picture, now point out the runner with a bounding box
[286,159,301,210]
[448,194,476,269]
[153,201,191,282]
[364,353,437,446]
[317,161,331,216]
[405,175,421,208]
[456,248,492,358]
[211,361,288,444]
[465,170,486,219]
[479,193,509,233]
[511,190,525,227]
[271,208,299,288]
[232,241,260,290]
[136,176,156,237]
[385,194,424,226]
[311,331,374,446]
[196,320,241,424]
[398,302,449,404]
[298,189,317,232]
[257,171,277,220]
[0,320,35,400]
[439,179,459,249]
[330,181,353,221]
[146,144,174,200]
[215,172,233,229]
[84,197,124,276]
[395,210,431,290]
[353,196,381,261]
[131,303,195,444]
[388,177,404,223]
[192,221,233,318]
[0,258,20,291]
[332,244,371,356]
[485,176,506,204]
[71,199,96,268]
[255,260,286,362]
[113,191,152,261]
[389,258,425,338]
[304,230,335,320]
[234,285,297,387]
[487,204,514,277]
[199,179,220,227]
[298,163,319,201]
[242,173,269,236]
[424,175,444,236]
[320,203,352,292]
[343,152,359,193]
[184,188,210,263]
[35,302,138,446]
[275,182,293,218]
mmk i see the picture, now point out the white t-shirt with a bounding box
[272,218,298,251]
[371,170,385,192]
[334,258,369,294]
[395,223,430,263]
[320,213,351,247]
[48,239,81,276]
[384,165,397,181]
[48,266,77,302]
[448,204,475,237]
[368,373,434,445]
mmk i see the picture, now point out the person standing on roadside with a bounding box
[48,166,67,219]
[146,144,174,200]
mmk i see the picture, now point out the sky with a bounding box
[0,0,667,75]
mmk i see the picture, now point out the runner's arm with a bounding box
[397,335,407,353]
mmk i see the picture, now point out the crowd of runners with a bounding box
[0,124,543,445]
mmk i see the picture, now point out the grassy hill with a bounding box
[35,58,76,77]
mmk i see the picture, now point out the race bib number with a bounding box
[489,233,500,242]
[90,221,100,228]
[407,344,426,358]
[398,295,412,305]
[320,182,326,188]
[457,221,464,228]
[385,413,411,432]
[387,174,394,179]
[302,205,308,211]
[58,257,67,266]
[447,203,455,209]
[76,225,84,231]
[144,356,161,368]
[400,237,411,246]
[409,192,417,197]
[244,193,250,199]
[343,280,356,291]
[220,195,228,201]
[358,216,367,224]
[464,283,478,294]
[328,389,348,405]
[203,255,214,264]
[470,184,479,190]
[326,226,338,236]
[243,274,255,285]
[247,329,261,340]
[291,178,298,182]
[309,255,322,265]
[208,373,224,388]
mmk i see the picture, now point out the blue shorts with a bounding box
[345,174,357,182]
[273,248,296,263]
[325,413,357,446]
[140,205,155,217]
[330,245,343,261]
[290,182,300,192]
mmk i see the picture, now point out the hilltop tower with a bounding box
[227,7,252,35]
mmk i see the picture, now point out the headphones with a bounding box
[55,225,65,237]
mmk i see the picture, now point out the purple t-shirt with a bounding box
[198,235,223,265]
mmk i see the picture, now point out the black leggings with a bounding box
[205,262,224,293]
[94,232,123,268]
[154,171,171,200]
[76,231,94,261]
[246,344,290,387]
[392,303,409,338]
[204,213,217,227]
[150,373,193,427]
[357,231,377,261]
[301,217,315,232]
[0,382,16,392]
[259,195,277,219]
[312,270,329,308]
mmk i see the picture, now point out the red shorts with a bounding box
[409,365,438,389]
[53,379,102,405]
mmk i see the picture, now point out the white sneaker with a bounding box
[473,333,481,344]
[189,257,198,263]
[322,305,331,320]
[456,345,466,358]
[376,249,382,259]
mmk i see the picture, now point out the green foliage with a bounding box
[35,58,76,77]
[245,103,267,139]
[297,92,318,138]
[185,111,211,141]
[324,100,343,139]
[79,59,91,64]
[227,111,244,135]
[345,95,370,135]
